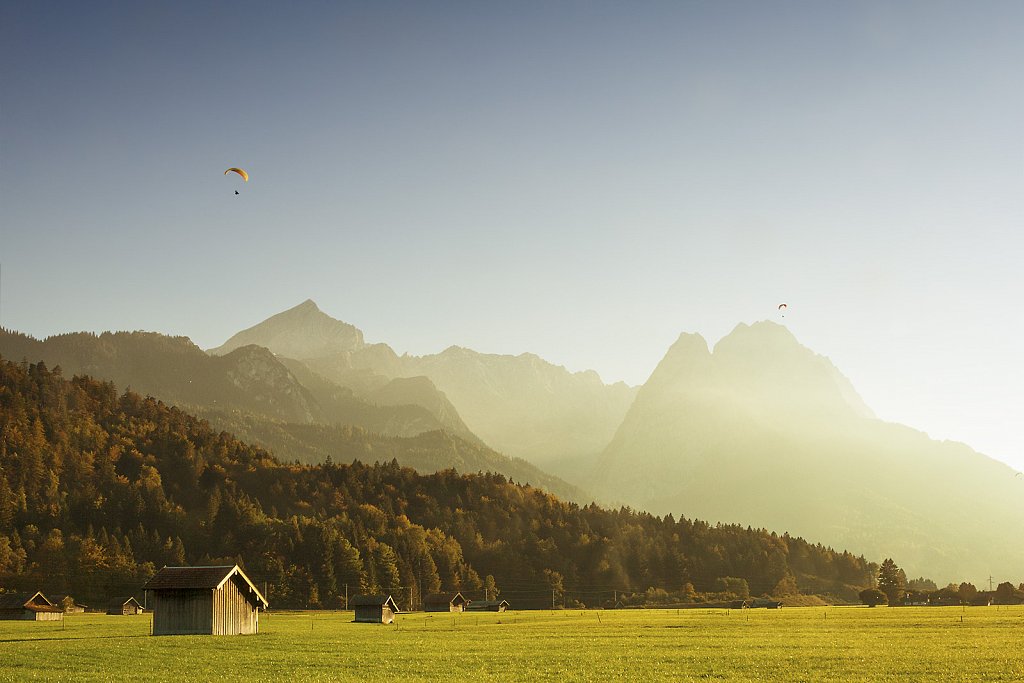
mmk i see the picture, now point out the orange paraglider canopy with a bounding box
[224,167,249,182]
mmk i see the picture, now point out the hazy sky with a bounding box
[2,2,1022,470]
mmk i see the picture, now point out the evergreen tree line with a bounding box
[0,357,879,608]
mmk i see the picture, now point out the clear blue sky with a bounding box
[2,1,1022,470]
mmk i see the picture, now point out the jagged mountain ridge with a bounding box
[0,330,318,423]
[595,321,1024,583]
[0,328,584,502]
[208,298,365,358]
[209,300,638,465]
[0,329,471,443]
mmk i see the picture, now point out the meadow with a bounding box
[1,606,1022,682]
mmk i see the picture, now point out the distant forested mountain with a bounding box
[596,322,1024,583]
[188,409,585,502]
[0,328,476,442]
[0,357,877,608]
[0,328,590,496]
[209,300,637,466]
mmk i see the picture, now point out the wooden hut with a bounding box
[423,592,468,613]
[0,592,63,621]
[107,596,144,615]
[50,595,87,613]
[466,599,509,612]
[143,564,268,636]
[749,598,783,609]
[352,595,400,624]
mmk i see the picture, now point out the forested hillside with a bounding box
[0,328,477,442]
[0,357,877,608]
[0,328,584,500]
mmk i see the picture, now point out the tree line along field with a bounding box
[1,607,1022,682]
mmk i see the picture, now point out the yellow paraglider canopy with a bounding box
[224,167,249,182]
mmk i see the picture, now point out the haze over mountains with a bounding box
[2,300,1021,583]
[210,300,637,467]
[0,326,583,502]
[595,322,1024,582]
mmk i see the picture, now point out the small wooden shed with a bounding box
[0,592,63,621]
[143,564,268,636]
[50,595,87,613]
[467,599,509,613]
[352,595,400,624]
[423,592,468,613]
[107,596,144,615]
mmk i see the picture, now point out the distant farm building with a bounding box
[0,592,63,621]
[749,599,783,609]
[423,592,468,613]
[107,596,144,615]
[467,599,509,612]
[352,595,400,624]
[50,595,87,613]
[143,564,268,636]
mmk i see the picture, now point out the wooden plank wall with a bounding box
[211,575,258,635]
[152,589,213,635]
[354,606,381,623]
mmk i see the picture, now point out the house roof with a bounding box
[467,599,509,610]
[0,591,61,612]
[108,596,142,609]
[49,594,75,605]
[423,592,466,606]
[351,594,399,610]
[143,565,268,608]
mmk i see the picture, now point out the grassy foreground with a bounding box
[0,606,1022,682]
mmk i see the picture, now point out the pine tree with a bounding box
[877,558,905,605]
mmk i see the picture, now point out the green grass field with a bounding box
[1,606,1021,682]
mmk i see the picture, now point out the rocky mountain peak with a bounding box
[208,300,365,359]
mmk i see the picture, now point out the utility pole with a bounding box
[552,589,555,610]
[345,584,348,610]
[989,575,994,592]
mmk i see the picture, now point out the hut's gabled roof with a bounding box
[423,592,467,607]
[50,595,87,609]
[143,565,268,608]
[0,591,61,612]
[351,594,399,611]
[467,599,510,610]
[108,596,143,610]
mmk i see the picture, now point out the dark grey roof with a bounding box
[423,592,466,606]
[143,566,236,590]
[467,599,509,610]
[0,591,60,612]
[351,594,399,610]
[108,596,142,609]
[143,565,268,607]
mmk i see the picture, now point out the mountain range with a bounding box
[3,301,1021,583]
[595,322,1024,581]
[210,300,636,467]
[0,327,582,502]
